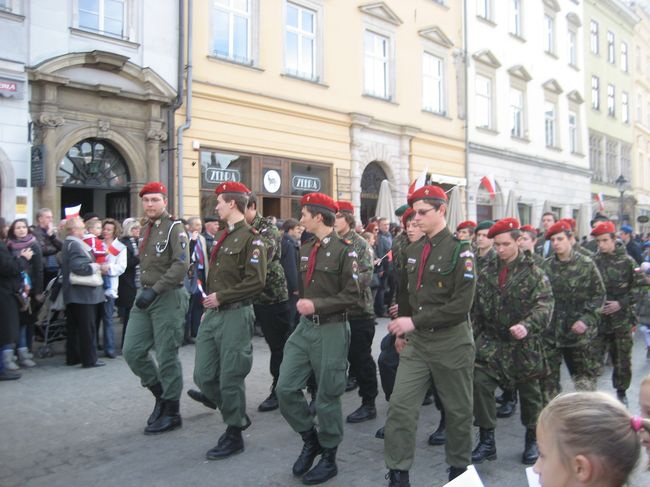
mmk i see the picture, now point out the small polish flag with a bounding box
[407,168,428,197]
[480,176,496,200]
[107,239,126,256]
[594,193,605,211]
[64,204,82,219]
[197,279,207,298]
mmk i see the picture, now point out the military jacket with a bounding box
[299,230,360,315]
[342,230,374,319]
[592,242,642,332]
[574,241,593,258]
[391,232,410,274]
[250,214,288,305]
[207,219,267,305]
[476,247,496,272]
[542,250,605,348]
[474,251,554,383]
[139,210,189,295]
[399,227,476,334]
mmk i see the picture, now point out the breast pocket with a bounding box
[220,244,246,272]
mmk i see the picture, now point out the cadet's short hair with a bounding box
[283,218,300,232]
[247,193,258,210]
[305,205,335,227]
[222,193,248,214]
[507,229,521,240]
[338,212,356,229]
[542,211,558,222]
[419,200,445,212]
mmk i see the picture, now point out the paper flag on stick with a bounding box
[443,465,484,487]
[64,204,82,219]
[108,239,126,256]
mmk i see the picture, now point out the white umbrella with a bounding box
[446,186,464,232]
[504,189,519,219]
[375,179,396,222]
[577,203,592,240]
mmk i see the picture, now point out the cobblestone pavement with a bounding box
[1,318,648,487]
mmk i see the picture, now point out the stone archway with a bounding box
[0,147,16,221]
[360,161,389,225]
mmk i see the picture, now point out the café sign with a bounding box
[292,175,321,192]
[204,167,240,184]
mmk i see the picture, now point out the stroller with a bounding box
[34,275,67,358]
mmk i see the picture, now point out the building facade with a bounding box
[176,0,466,222]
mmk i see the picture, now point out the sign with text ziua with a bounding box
[204,167,240,184]
[31,145,45,187]
[291,175,321,192]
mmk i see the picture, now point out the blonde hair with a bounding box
[538,392,640,485]
[121,218,141,237]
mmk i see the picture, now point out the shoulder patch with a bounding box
[460,250,474,258]
[348,250,358,258]
[252,239,264,246]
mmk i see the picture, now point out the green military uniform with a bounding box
[574,241,594,258]
[473,251,553,431]
[123,210,189,401]
[471,247,497,338]
[385,227,476,470]
[193,219,267,428]
[476,247,496,271]
[276,230,360,448]
[540,250,605,401]
[591,242,642,393]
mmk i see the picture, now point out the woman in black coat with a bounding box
[116,218,140,348]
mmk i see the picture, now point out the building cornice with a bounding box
[589,0,640,28]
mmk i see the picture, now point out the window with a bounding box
[477,0,491,21]
[569,111,578,153]
[285,2,316,80]
[605,138,618,183]
[364,30,390,99]
[545,101,556,147]
[78,0,125,38]
[422,52,445,115]
[510,0,522,37]
[590,132,604,181]
[621,42,628,73]
[544,15,555,54]
[621,143,631,180]
[607,84,615,117]
[510,88,524,138]
[590,20,599,54]
[607,31,615,64]
[591,76,600,110]
[212,0,252,64]
[568,29,577,67]
[637,94,643,123]
[475,74,493,129]
[518,203,531,225]
[622,91,629,123]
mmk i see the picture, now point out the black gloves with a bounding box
[135,288,158,309]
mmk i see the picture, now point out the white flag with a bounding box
[443,465,485,487]
[64,204,82,219]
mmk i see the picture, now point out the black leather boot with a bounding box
[428,409,446,445]
[293,427,323,476]
[496,389,517,418]
[302,447,338,485]
[385,469,410,486]
[471,428,497,463]
[375,426,385,439]
[522,428,539,465]
[617,390,628,407]
[147,383,164,426]
[258,388,279,412]
[206,425,244,460]
[187,388,217,409]
[448,466,467,481]
[346,401,377,423]
[144,399,182,435]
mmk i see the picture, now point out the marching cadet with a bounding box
[535,212,558,258]
[276,193,360,485]
[244,194,291,412]
[384,186,476,485]
[187,182,267,460]
[334,201,378,424]
[471,218,554,466]
[455,220,477,241]
[591,221,643,406]
[541,220,605,402]
[560,218,594,258]
[123,182,189,435]
[519,225,545,266]
[474,220,496,270]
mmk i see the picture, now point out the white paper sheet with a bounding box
[443,465,485,487]
[526,467,541,487]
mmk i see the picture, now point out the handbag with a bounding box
[69,270,103,287]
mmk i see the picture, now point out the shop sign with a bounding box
[292,175,321,192]
[31,145,45,187]
[263,169,281,194]
[0,77,24,100]
[204,167,240,184]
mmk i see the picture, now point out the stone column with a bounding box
[36,113,65,218]
[146,128,167,183]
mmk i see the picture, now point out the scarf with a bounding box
[7,234,37,253]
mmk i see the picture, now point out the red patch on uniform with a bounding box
[464,259,473,272]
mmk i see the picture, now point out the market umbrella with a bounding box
[504,189,519,219]
[576,203,592,240]
[375,179,396,223]
[446,185,464,232]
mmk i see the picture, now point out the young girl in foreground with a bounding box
[534,391,641,487]
[640,375,650,464]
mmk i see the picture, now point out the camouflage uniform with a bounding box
[473,251,554,431]
[476,247,497,272]
[471,247,497,338]
[541,250,605,402]
[591,242,642,393]
[574,241,594,258]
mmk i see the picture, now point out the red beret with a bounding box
[401,207,415,228]
[408,185,448,207]
[487,218,520,239]
[545,220,572,240]
[214,181,251,195]
[520,225,538,235]
[591,221,615,236]
[456,220,477,231]
[139,182,168,198]
[560,218,577,231]
[301,192,338,213]
[337,201,354,214]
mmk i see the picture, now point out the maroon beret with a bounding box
[401,207,415,228]
[301,193,338,213]
[560,218,577,231]
[591,221,616,236]
[214,181,251,195]
[520,224,538,235]
[456,220,477,231]
[337,201,354,214]
[407,185,448,207]
[487,217,520,239]
[139,182,168,198]
[545,220,572,240]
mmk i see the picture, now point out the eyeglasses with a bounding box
[415,208,436,216]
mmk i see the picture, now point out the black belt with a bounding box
[305,312,348,326]
[216,299,253,312]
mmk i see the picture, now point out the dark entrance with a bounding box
[59,139,130,221]
[360,161,388,225]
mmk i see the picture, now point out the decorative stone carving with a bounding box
[37,113,64,128]
[98,119,110,132]
[146,129,168,142]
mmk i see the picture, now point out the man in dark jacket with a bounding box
[620,225,643,265]
[281,218,301,329]
[30,208,62,286]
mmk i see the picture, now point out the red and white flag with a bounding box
[407,168,428,198]
[64,204,81,219]
[107,239,126,256]
[594,193,605,211]
[479,176,496,200]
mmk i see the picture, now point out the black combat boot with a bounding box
[375,425,385,439]
[345,375,358,392]
[302,447,338,485]
[471,428,497,463]
[293,427,323,476]
[522,428,539,465]
[258,388,279,412]
[206,425,245,460]
[428,409,446,446]
[346,401,377,423]
[448,466,467,481]
[147,383,164,426]
[385,469,410,486]
[617,389,628,407]
[144,399,182,435]
[187,388,217,409]
[496,389,517,418]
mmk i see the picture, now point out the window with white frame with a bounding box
[590,132,604,181]
[637,94,643,123]
[591,76,600,110]
[510,87,524,138]
[477,0,491,21]
[285,2,316,80]
[510,0,522,37]
[544,14,555,55]
[607,84,615,117]
[568,110,578,153]
[590,20,599,54]
[212,0,252,64]
[475,74,493,129]
[422,52,445,115]
[545,100,557,148]
[621,41,628,73]
[78,0,126,38]
[364,30,390,99]
[607,31,615,64]
[622,91,629,123]
[568,29,577,67]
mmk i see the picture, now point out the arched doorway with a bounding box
[360,161,388,225]
[59,139,130,221]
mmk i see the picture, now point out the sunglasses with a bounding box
[415,208,436,216]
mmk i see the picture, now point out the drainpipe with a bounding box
[462,0,470,218]
[176,0,193,217]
